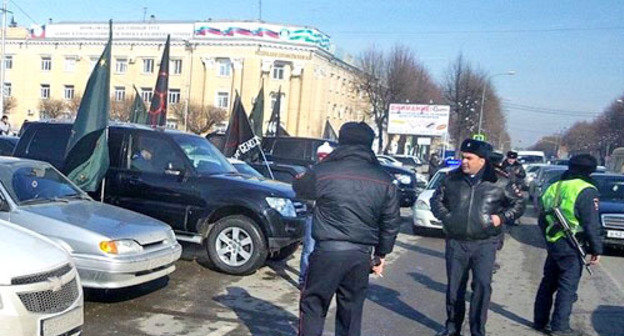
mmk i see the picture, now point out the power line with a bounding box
[9,0,38,25]
[503,103,600,117]
[336,26,624,36]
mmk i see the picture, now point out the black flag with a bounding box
[148,35,170,127]
[222,93,261,160]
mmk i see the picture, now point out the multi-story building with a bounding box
[1,20,366,136]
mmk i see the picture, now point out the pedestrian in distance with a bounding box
[0,115,10,135]
[298,141,334,288]
[431,139,525,336]
[429,153,441,179]
[294,122,401,336]
[533,154,604,336]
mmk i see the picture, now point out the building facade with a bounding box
[2,20,366,136]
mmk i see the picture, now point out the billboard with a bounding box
[193,22,332,51]
[387,104,450,136]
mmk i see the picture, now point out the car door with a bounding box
[106,130,198,231]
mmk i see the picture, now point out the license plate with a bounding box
[41,307,83,336]
[607,230,624,239]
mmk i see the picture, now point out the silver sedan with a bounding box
[0,157,182,289]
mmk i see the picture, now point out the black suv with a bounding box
[262,136,418,207]
[14,122,307,275]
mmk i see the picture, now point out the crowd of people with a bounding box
[292,122,604,336]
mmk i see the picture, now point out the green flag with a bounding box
[249,83,264,137]
[130,85,148,124]
[63,20,112,192]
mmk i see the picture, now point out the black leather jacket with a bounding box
[293,145,401,257]
[502,161,526,182]
[431,164,526,240]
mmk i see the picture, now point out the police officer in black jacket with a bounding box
[501,151,527,184]
[293,122,401,336]
[431,139,525,336]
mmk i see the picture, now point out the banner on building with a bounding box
[387,104,450,136]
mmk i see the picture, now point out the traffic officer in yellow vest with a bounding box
[533,154,604,336]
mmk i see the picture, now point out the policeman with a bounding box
[533,154,604,336]
[501,151,527,185]
[431,139,525,336]
[294,122,401,336]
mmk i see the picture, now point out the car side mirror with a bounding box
[164,162,184,176]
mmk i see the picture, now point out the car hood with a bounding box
[199,172,296,198]
[19,200,172,245]
[0,221,70,285]
[599,200,624,214]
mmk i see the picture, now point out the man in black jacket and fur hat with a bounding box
[431,139,525,336]
[294,121,401,336]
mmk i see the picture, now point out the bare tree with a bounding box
[530,135,560,158]
[171,102,226,135]
[110,97,134,122]
[65,94,82,119]
[357,45,391,153]
[3,96,16,115]
[39,99,68,119]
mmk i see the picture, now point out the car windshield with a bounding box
[519,155,545,164]
[0,164,84,205]
[594,175,624,202]
[171,134,236,175]
[394,157,417,165]
[427,170,448,190]
[233,163,263,178]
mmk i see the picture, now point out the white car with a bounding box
[412,167,455,233]
[0,220,84,336]
[377,155,403,167]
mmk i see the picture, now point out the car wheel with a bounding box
[204,215,268,276]
[268,242,300,261]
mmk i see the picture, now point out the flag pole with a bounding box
[258,143,274,180]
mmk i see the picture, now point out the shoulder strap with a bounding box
[553,180,564,208]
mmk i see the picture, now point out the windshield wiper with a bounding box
[63,194,91,201]
[20,197,70,205]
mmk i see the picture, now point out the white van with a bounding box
[0,221,83,336]
[517,150,546,167]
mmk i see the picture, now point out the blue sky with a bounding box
[12,0,624,147]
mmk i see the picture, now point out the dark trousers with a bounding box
[445,238,498,336]
[533,253,582,331]
[299,248,371,336]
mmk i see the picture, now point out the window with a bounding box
[114,86,125,101]
[171,133,235,175]
[3,82,10,97]
[40,84,50,99]
[218,59,231,77]
[115,58,128,74]
[143,58,154,73]
[4,55,12,69]
[216,92,229,108]
[129,134,186,174]
[272,139,309,161]
[64,57,76,72]
[168,89,181,104]
[41,56,52,71]
[171,59,182,75]
[141,88,153,102]
[64,85,74,100]
[272,64,285,80]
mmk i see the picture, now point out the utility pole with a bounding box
[259,0,262,21]
[142,7,147,22]
[0,0,10,117]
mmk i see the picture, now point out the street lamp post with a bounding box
[478,70,515,134]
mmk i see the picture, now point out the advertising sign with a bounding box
[387,104,450,136]
[45,22,194,40]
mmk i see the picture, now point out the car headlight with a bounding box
[164,229,177,245]
[394,174,412,185]
[99,240,143,255]
[415,199,430,211]
[266,197,297,218]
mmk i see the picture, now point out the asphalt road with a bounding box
[83,207,624,336]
